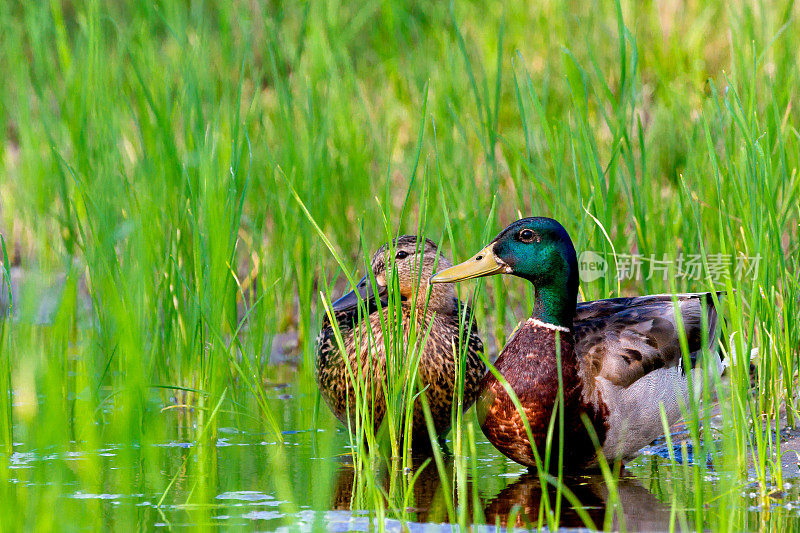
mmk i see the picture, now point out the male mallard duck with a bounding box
[316,236,485,445]
[431,217,724,469]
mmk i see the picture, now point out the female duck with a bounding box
[316,236,485,445]
[431,218,723,469]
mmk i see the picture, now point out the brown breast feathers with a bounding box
[477,321,608,470]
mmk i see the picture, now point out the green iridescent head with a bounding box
[431,217,579,328]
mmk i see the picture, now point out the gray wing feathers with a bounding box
[575,292,724,387]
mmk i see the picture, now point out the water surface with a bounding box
[6,377,800,531]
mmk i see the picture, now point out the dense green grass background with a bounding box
[1,1,798,530]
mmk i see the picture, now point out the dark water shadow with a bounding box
[483,472,674,530]
[332,456,458,524]
[330,456,674,530]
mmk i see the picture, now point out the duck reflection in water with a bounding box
[332,458,673,530]
[332,457,457,524]
[484,472,674,530]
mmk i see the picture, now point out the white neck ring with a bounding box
[526,317,570,333]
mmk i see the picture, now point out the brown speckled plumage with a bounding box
[315,236,485,442]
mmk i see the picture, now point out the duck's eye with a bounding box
[519,229,536,243]
[395,250,409,260]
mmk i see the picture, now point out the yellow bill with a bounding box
[430,243,508,283]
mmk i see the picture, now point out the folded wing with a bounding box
[574,293,723,387]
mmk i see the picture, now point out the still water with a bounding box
[6,378,800,531]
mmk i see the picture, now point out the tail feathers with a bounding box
[685,291,725,374]
[721,334,759,388]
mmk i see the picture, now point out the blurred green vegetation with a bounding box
[0,0,798,530]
